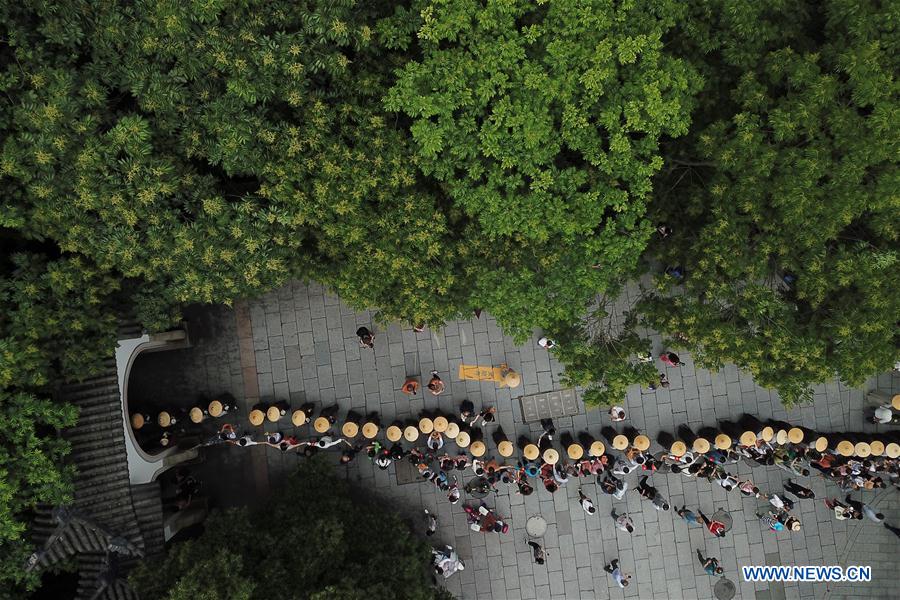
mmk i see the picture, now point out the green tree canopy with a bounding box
[130,459,446,600]
[642,0,900,403]
[382,0,699,333]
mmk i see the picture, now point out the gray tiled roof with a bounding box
[31,348,164,600]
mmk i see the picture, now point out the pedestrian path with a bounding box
[236,280,899,600]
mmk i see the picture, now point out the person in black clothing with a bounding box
[459,399,475,421]
[339,444,362,464]
[635,475,657,499]
[356,326,375,349]
[527,540,546,565]
[390,443,407,461]
[884,523,900,540]
[844,494,866,517]
[783,479,815,499]
[538,419,556,443]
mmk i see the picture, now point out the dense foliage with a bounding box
[641,0,900,404]
[0,0,897,592]
[0,251,120,592]
[382,0,698,333]
[129,459,446,600]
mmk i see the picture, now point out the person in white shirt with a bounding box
[537,336,556,349]
[610,508,634,533]
[316,436,349,449]
[611,459,632,477]
[577,489,596,515]
[716,473,739,492]
[426,431,444,450]
[872,404,897,424]
[609,406,626,422]
[604,559,630,588]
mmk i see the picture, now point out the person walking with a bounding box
[659,351,685,367]
[427,371,445,395]
[604,559,631,588]
[401,378,419,395]
[315,436,350,449]
[738,479,762,498]
[860,501,885,523]
[578,489,597,515]
[783,478,815,499]
[610,508,634,533]
[766,492,794,512]
[696,550,724,576]
[459,399,475,421]
[651,491,670,512]
[676,506,699,526]
[844,494,875,520]
[527,540,546,565]
[756,510,785,532]
[470,406,496,426]
[698,510,727,537]
[634,475,657,500]
[884,523,900,540]
[356,326,375,349]
[424,509,437,536]
[609,406,626,422]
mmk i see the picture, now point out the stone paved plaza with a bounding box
[182,280,899,600]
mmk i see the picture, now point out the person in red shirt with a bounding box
[698,510,727,537]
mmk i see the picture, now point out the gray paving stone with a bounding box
[234,280,900,600]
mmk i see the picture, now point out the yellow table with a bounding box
[314,417,331,433]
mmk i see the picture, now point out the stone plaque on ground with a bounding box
[394,458,420,485]
[519,388,580,423]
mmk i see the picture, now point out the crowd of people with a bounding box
[201,336,898,590]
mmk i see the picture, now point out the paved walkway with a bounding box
[195,280,897,600]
